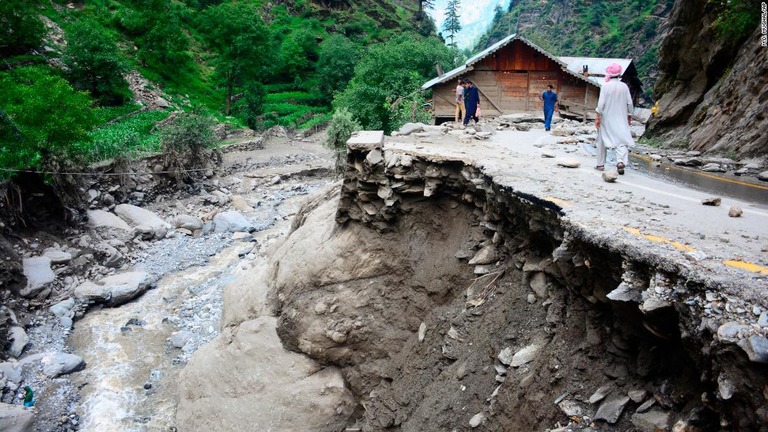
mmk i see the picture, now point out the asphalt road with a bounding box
[387,126,768,296]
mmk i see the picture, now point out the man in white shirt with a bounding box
[595,63,634,174]
[455,78,465,123]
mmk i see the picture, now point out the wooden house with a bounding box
[422,34,641,124]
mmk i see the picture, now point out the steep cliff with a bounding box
[646,0,767,159]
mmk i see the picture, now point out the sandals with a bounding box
[617,162,625,175]
[595,165,604,171]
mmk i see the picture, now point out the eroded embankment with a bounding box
[268,135,768,431]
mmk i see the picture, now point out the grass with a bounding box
[81,110,170,161]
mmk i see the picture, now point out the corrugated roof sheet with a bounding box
[421,64,472,90]
[559,57,633,87]
[422,34,604,90]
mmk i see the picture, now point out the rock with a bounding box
[366,149,383,165]
[176,317,354,432]
[635,398,656,413]
[7,327,28,358]
[541,150,556,158]
[758,312,768,327]
[468,245,499,265]
[510,344,540,367]
[527,293,536,304]
[728,206,743,217]
[701,163,725,172]
[94,242,123,268]
[21,352,85,377]
[498,347,514,366]
[558,400,585,417]
[606,282,642,302]
[529,272,548,298]
[758,171,768,181]
[717,322,749,341]
[172,215,204,231]
[556,158,581,168]
[631,409,670,432]
[473,264,495,275]
[602,171,619,183]
[0,362,22,383]
[589,384,613,404]
[398,122,426,136]
[230,195,253,213]
[628,389,648,403]
[418,322,427,343]
[640,297,671,313]
[701,196,721,206]
[114,204,171,239]
[717,373,735,399]
[169,331,194,349]
[674,157,702,167]
[0,402,35,432]
[20,257,55,298]
[213,211,255,233]
[42,352,85,377]
[43,248,72,264]
[594,396,630,423]
[469,413,486,428]
[737,336,768,364]
[650,154,663,161]
[75,272,151,307]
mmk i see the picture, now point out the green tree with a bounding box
[442,0,463,47]
[239,82,266,130]
[64,19,130,106]
[0,67,96,172]
[316,35,361,98]
[139,15,190,70]
[0,0,45,56]
[199,3,270,115]
[334,34,456,133]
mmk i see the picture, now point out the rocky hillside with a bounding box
[645,0,767,160]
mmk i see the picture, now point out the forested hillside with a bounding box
[473,0,675,102]
[0,0,455,176]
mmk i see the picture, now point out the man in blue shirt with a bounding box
[540,84,559,131]
[463,80,480,126]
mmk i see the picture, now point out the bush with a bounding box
[160,111,216,182]
[324,108,360,174]
[240,82,266,130]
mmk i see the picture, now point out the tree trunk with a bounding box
[226,83,232,116]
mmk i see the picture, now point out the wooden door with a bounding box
[528,71,559,112]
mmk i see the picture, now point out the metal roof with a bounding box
[422,34,603,90]
[558,57,634,86]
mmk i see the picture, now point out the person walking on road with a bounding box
[454,78,465,123]
[462,80,480,126]
[540,84,559,131]
[595,63,634,174]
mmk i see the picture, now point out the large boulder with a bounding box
[212,211,255,233]
[20,257,55,298]
[74,272,151,307]
[176,317,354,432]
[87,210,132,231]
[20,352,85,377]
[172,214,204,231]
[0,403,34,432]
[6,327,28,358]
[114,204,171,239]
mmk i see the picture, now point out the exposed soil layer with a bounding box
[270,137,768,431]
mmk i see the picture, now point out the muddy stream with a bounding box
[66,175,331,431]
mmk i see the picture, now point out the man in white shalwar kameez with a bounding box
[595,63,634,174]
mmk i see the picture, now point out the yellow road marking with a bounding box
[623,227,696,251]
[624,227,768,275]
[633,154,768,191]
[722,260,768,275]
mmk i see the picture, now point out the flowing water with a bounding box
[68,241,243,431]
